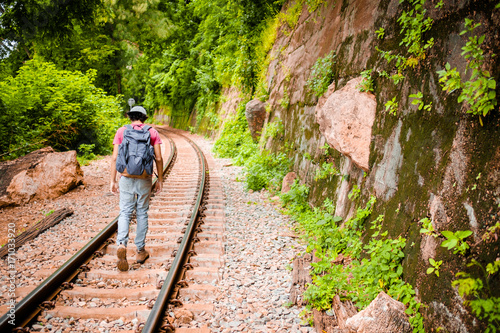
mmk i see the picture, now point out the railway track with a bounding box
[0,128,225,332]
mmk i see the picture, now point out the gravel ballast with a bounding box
[188,134,313,333]
[1,131,314,332]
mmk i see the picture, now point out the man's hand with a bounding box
[110,181,119,195]
[153,181,163,194]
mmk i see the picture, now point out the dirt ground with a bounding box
[0,156,118,247]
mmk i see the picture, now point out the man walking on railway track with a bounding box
[110,105,163,271]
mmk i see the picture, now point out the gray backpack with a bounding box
[116,125,155,176]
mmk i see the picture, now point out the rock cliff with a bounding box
[201,0,500,331]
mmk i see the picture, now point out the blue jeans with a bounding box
[117,176,152,250]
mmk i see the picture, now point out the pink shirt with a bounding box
[113,124,162,146]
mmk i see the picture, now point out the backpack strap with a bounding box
[142,125,151,132]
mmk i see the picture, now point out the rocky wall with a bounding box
[260,0,499,332]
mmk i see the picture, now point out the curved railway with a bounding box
[0,128,226,333]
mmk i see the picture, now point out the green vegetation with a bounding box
[440,230,473,255]
[0,59,123,160]
[373,0,435,117]
[357,69,374,92]
[397,0,434,67]
[419,217,437,237]
[427,258,442,277]
[145,0,286,126]
[314,162,340,181]
[384,97,399,115]
[409,91,432,112]
[279,0,304,31]
[451,227,500,333]
[280,185,425,332]
[213,102,257,165]
[419,215,499,331]
[264,119,285,140]
[437,18,497,123]
[306,51,336,97]
[244,150,290,191]
[375,0,434,81]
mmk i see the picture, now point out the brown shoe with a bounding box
[136,248,150,264]
[117,244,129,271]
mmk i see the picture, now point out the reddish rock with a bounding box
[1,149,83,206]
[245,99,267,141]
[174,308,194,324]
[345,292,412,333]
[332,294,357,329]
[281,172,297,193]
[315,77,376,171]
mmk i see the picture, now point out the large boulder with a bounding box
[0,148,83,207]
[281,172,298,193]
[315,77,376,171]
[245,99,267,141]
[345,292,412,333]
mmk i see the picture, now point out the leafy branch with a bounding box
[437,19,497,123]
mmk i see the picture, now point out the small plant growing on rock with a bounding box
[385,97,399,115]
[441,230,473,255]
[437,18,497,124]
[419,217,437,238]
[348,185,361,201]
[357,69,374,92]
[314,162,340,181]
[427,258,443,277]
[410,91,432,111]
[453,258,500,333]
[306,51,336,97]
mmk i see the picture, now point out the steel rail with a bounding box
[141,130,208,333]
[0,134,176,332]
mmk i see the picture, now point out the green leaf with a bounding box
[456,230,473,239]
[427,267,435,274]
[441,230,455,239]
[442,238,458,250]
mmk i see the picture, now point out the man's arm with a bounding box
[110,144,119,194]
[153,143,163,193]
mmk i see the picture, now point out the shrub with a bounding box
[244,150,291,191]
[0,59,124,160]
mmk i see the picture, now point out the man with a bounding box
[110,105,163,271]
